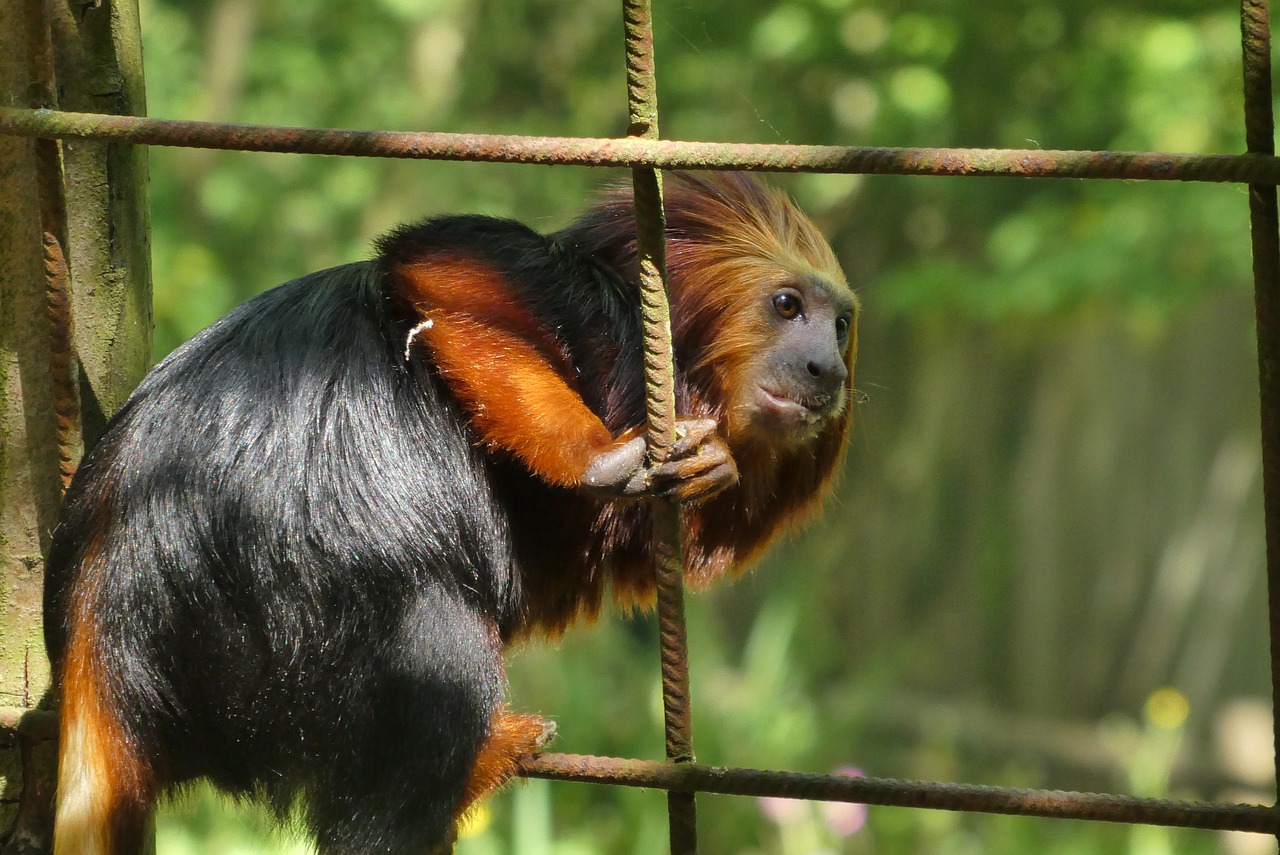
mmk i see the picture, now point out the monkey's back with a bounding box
[44,262,522,824]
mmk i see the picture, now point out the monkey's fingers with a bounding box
[650,437,738,504]
[582,420,730,500]
[669,458,739,504]
[670,418,720,459]
[582,436,649,496]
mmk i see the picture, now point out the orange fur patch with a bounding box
[456,708,553,817]
[54,627,154,855]
[395,255,616,487]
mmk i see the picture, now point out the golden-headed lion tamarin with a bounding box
[43,172,857,855]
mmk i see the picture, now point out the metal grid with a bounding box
[2,0,1279,851]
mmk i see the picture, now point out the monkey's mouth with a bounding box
[757,386,832,422]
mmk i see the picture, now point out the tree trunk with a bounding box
[0,0,149,851]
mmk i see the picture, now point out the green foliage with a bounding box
[140,0,1249,350]
[880,182,1250,322]
[141,0,1271,853]
[143,0,1254,355]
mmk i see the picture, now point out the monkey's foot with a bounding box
[458,710,557,814]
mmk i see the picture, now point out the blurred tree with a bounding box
[139,1,1271,853]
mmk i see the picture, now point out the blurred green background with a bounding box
[138,0,1274,853]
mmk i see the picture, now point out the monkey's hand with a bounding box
[581,418,738,504]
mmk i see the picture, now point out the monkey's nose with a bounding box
[806,356,848,388]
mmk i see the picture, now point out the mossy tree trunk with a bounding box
[0,0,150,851]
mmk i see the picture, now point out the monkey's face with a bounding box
[738,274,857,445]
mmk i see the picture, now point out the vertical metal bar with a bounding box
[621,0,698,852]
[32,0,80,497]
[1240,0,1280,824]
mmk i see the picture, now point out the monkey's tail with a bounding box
[53,629,156,855]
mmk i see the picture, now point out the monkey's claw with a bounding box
[534,718,558,750]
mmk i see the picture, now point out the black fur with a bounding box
[44,214,644,853]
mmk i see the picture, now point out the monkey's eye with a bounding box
[772,291,802,320]
[835,314,852,342]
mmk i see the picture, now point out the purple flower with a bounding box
[822,766,868,837]
[757,765,870,837]
[758,795,808,826]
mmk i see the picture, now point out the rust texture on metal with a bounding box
[42,232,78,495]
[30,0,80,498]
[521,753,1279,834]
[623,0,659,140]
[632,169,694,769]
[0,709,57,741]
[4,107,1280,183]
[622,0,699,851]
[1239,0,1280,811]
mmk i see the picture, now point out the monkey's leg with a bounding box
[456,707,556,816]
[306,586,509,855]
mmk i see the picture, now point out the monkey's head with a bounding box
[660,172,858,450]
[556,170,857,451]
[558,172,857,585]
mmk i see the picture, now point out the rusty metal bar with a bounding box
[1240,0,1280,827]
[521,753,1278,834]
[621,0,698,851]
[0,708,57,738]
[4,107,1280,183]
[29,0,79,497]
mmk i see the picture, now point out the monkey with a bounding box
[42,171,857,855]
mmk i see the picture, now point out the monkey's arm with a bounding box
[395,254,736,502]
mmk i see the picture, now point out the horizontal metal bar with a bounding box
[521,753,1280,834]
[0,708,57,741]
[3,107,1280,184]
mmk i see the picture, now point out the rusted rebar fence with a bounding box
[619,1,700,853]
[2,107,1280,182]
[3,0,1280,850]
[519,754,1280,833]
